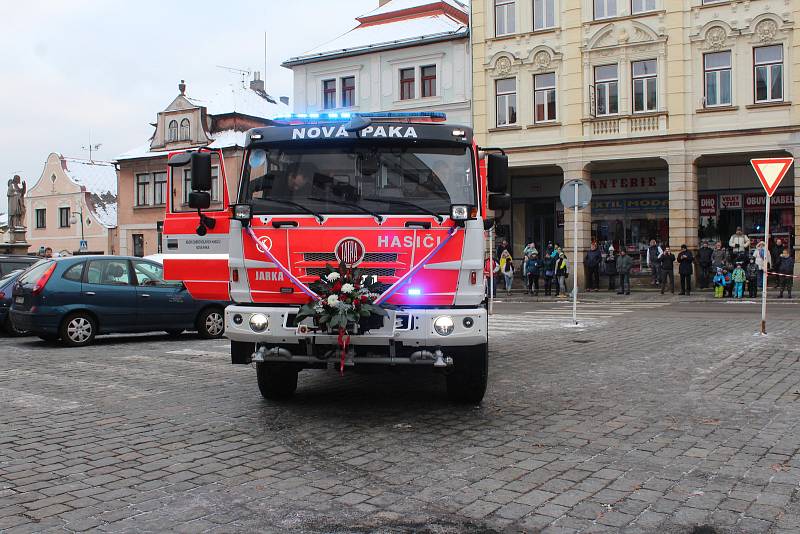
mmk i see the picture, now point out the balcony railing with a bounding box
[582,112,668,139]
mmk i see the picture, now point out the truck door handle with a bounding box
[405,221,431,229]
[140,294,150,298]
[272,221,298,228]
[85,291,96,296]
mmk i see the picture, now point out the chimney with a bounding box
[280,96,290,106]
[178,79,186,95]
[250,71,265,92]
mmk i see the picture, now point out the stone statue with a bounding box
[7,175,26,229]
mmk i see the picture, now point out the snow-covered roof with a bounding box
[361,0,467,18]
[284,0,468,66]
[116,129,248,161]
[62,158,118,229]
[186,83,290,120]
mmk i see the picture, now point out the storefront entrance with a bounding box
[526,202,557,248]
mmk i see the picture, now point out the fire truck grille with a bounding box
[306,267,396,278]
[303,252,398,263]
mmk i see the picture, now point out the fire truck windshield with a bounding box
[242,144,475,217]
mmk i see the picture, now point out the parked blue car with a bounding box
[1,268,37,335]
[10,255,227,346]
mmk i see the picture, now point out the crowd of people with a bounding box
[485,228,794,299]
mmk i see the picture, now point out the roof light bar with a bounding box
[272,111,446,122]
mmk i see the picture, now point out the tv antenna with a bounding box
[82,130,102,161]
[217,65,251,86]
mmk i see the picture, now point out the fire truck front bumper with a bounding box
[224,305,487,352]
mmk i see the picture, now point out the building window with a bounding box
[533,0,555,30]
[136,173,150,207]
[59,207,70,228]
[35,209,46,229]
[183,169,192,204]
[341,76,355,108]
[594,64,619,116]
[594,0,617,19]
[179,118,190,141]
[211,166,219,201]
[495,0,515,36]
[168,120,178,142]
[754,45,783,103]
[495,78,517,126]
[704,51,732,107]
[322,79,336,109]
[421,65,437,97]
[154,172,167,206]
[631,0,655,13]
[632,59,657,113]
[400,68,415,100]
[534,72,556,123]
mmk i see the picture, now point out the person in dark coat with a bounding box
[605,248,617,292]
[659,246,676,294]
[584,242,602,292]
[525,252,542,296]
[541,252,556,296]
[777,250,794,298]
[677,244,694,295]
[697,240,713,289]
[616,248,633,295]
[771,238,786,288]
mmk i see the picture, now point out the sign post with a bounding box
[750,157,793,335]
[560,180,592,326]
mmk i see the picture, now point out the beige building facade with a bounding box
[472,0,799,281]
[25,153,117,256]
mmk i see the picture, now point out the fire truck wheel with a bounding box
[197,307,225,339]
[446,343,488,404]
[256,362,298,400]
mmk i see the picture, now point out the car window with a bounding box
[18,261,54,285]
[1,260,36,276]
[62,262,85,282]
[0,270,22,285]
[132,260,179,287]
[87,259,131,286]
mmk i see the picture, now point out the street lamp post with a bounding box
[70,206,85,252]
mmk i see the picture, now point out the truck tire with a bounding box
[256,362,298,400]
[446,343,488,404]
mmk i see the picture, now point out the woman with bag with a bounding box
[500,250,515,295]
[555,252,569,298]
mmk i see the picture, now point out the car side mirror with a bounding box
[487,154,508,193]
[190,152,213,191]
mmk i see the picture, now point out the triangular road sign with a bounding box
[751,157,793,197]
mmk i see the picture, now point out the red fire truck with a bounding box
[163,112,509,403]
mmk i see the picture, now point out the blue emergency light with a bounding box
[273,111,447,122]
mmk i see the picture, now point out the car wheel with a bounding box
[60,312,97,347]
[165,329,183,337]
[197,307,224,339]
[256,362,298,400]
[446,343,488,404]
[4,316,30,337]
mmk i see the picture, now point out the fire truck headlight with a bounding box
[233,204,252,222]
[249,313,269,332]
[450,205,470,221]
[433,316,455,336]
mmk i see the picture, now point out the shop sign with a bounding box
[699,194,717,216]
[744,192,794,211]
[590,174,664,195]
[719,194,742,209]
[593,198,668,212]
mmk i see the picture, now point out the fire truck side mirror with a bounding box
[190,153,213,191]
[487,154,509,194]
[488,193,511,211]
[188,191,211,210]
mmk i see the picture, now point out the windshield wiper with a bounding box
[362,197,444,223]
[253,197,324,223]
[307,197,384,224]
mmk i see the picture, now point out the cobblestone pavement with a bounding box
[1,302,799,533]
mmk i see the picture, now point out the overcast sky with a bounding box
[0,0,375,213]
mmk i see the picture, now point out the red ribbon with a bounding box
[337,327,350,376]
